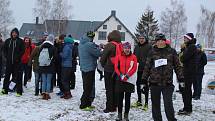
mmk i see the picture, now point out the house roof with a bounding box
[20,20,102,40]
[94,11,137,41]
[19,11,136,41]
[19,23,45,40]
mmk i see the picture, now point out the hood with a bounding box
[10,28,19,39]
[64,37,74,44]
[79,34,92,44]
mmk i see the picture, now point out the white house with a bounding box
[94,10,137,50]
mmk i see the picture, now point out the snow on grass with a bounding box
[0,61,215,121]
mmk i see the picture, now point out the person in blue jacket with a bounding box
[60,37,74,99]
[78,31,101,110]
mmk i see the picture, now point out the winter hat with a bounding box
[11,28,19,37]
[107,30,121,42]
[64,37,74,43]
[155,33,166,41]
[184,33,194,40]
[196,44,202,49]
[87,31,95,39]
[122,42,131,49]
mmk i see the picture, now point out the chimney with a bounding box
[111,10,116,16]
[36,17,39,24]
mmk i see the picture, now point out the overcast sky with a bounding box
[10,0,215,33]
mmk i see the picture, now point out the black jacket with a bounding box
[181,40,198,76]
[3,28,25,64]
[196,50,207,74]
[134,42,152,71]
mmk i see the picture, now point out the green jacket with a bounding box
[28,46,40,72]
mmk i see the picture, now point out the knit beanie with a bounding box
[184,33,194,40]
[122,42,131,49]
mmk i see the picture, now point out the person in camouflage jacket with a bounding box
[142,33,184,121]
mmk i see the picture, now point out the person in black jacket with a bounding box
[193,44,207,100]
[133,35,152,110]
[0,28,25,96]
[0,34,4,79]
[178,33,198,115]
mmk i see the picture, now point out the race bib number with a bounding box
[155,59,167,68]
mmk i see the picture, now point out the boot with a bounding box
[115,113,122,121]
[42,93,47,100]
[47,93,51,99]
[64,91,72,99]
[124,113,129,121]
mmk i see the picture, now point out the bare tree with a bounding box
[33,0,51,32]
[160,0,187,49]
[50,0,72,35]
[0,0,14,38]
[196,6,215,48]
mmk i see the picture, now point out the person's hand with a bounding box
[140,84,146,94]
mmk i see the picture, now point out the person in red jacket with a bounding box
[114,42,137,121]
[21,37,35,88]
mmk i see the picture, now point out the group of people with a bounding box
[0,27,208,121]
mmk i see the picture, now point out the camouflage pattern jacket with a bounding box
[142,46,184,86]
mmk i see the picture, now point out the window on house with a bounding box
[120,32,125,41]
[103,25,107,29]
[117,25,122,30]
[98,31,107,40]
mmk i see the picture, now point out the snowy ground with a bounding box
[0,62,215,121]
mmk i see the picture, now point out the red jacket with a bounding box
[114,52,137,81]
[21,44,35,64]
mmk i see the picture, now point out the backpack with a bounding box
[110,41,122,65]
[39,48,53,66]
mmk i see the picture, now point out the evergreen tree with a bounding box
[135,7,159,42]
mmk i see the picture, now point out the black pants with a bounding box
[104,71,117,110]
[21,64,31,86]
[61,67,73,92]
[136,71,149,104]
[3,62,23,94]
[0,57,2,78]
[80,70,95,107]
[117,92,131,114]
[193,74,204,98]
[97,68,103,80]
[182,75,195,112]
[151,85,177,121]
[70,71,76,89]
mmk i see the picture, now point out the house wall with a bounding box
[94,16,135,51]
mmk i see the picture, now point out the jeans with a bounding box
[34,72,40,94]
[41,73,52,93]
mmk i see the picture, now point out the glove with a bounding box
[120,74,125,80]
[178,78,185,88]
[179,82,185,88]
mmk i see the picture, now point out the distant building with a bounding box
[20,10,137,49]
